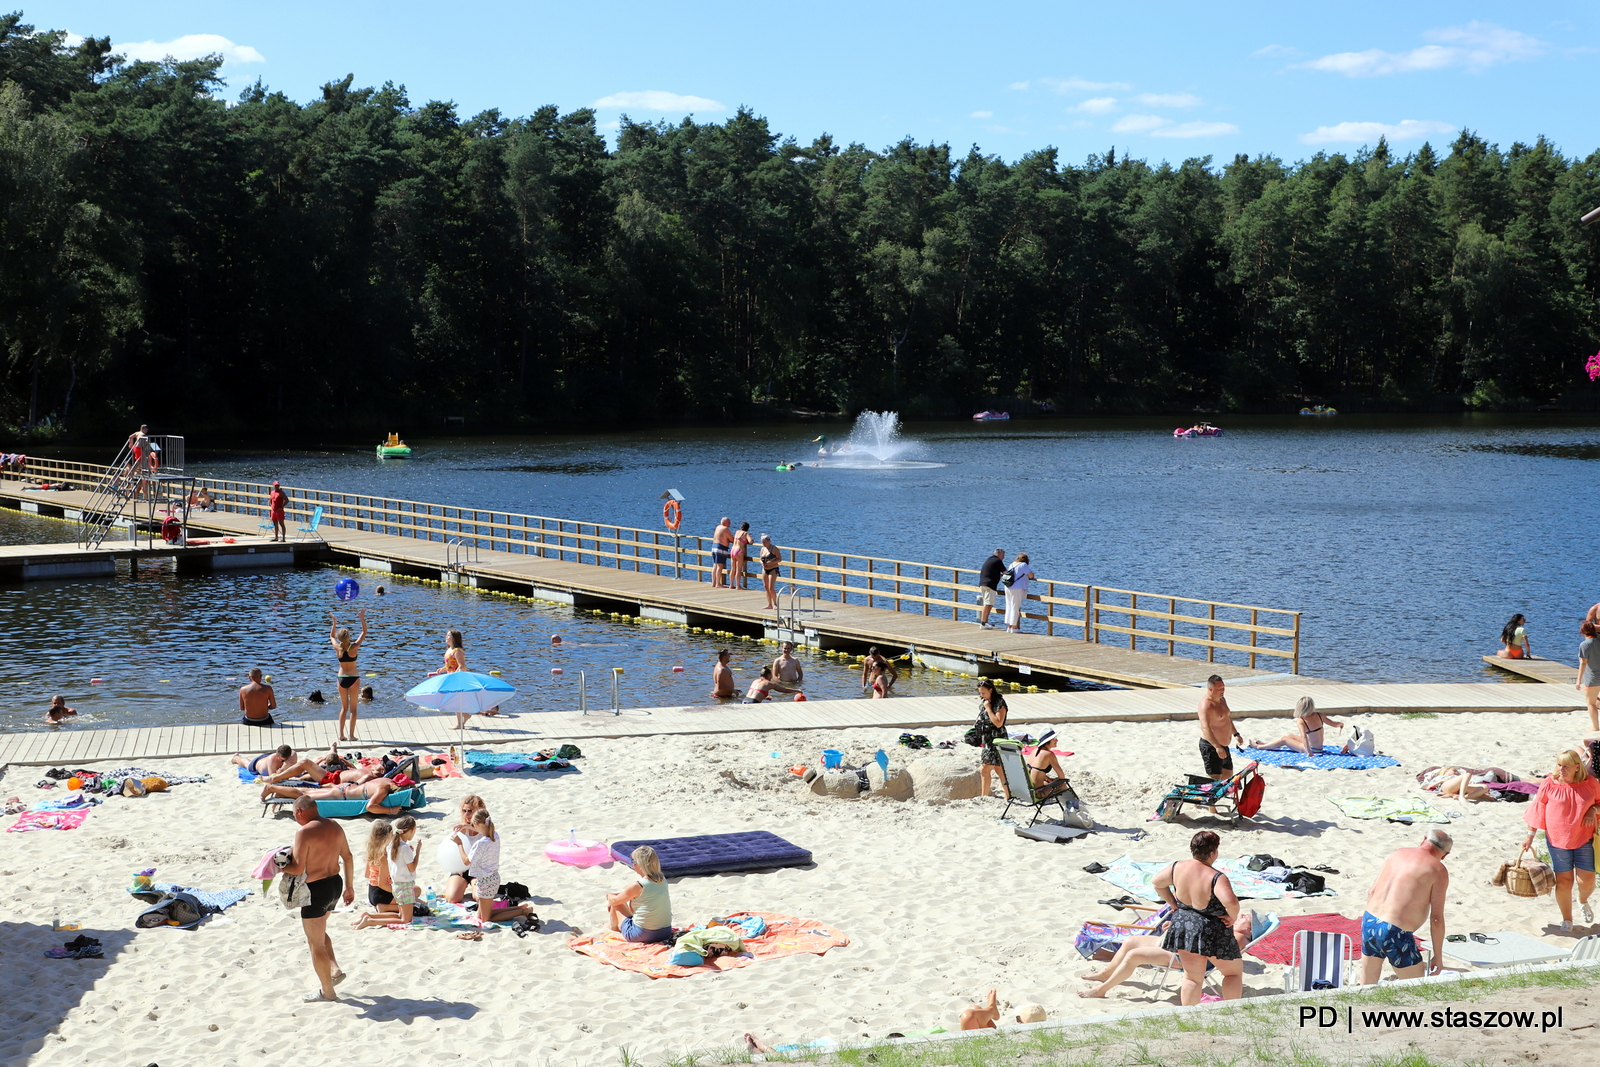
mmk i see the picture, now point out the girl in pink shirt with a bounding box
[1522,748,1600,932]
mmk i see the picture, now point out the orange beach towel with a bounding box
[568,911,849,979]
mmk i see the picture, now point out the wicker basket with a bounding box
[1505,846,1538,898]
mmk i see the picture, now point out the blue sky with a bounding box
[37,1,1600,164]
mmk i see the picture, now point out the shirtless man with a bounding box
[711,517,733,588]
[1197,675,1241,783]
[772,641,804,689]
[1361,829,1451,983]
[744,666,799,703]
[711,649,736,699]
[283,795,355,1002]
[238,668,278,726]
[231,744,317,783]
[861,646,898,698]
[260,777,406,815]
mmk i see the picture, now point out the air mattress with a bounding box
[609,831,812,878]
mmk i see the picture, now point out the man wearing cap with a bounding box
[269,481,289,542]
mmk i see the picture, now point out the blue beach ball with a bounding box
[335,578,360,601]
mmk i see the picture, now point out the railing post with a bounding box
[1129,592,1137,650]
[1084,585,1093,644]
[1168,596,1175,657]
[1292,612,1301,675]
[923,565,930,617]
[1249,608,1259,670]
[1208,603,1216,663]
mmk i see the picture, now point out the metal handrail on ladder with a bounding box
[777,585,818,629]
[77,442,138,548]
[444,537,481,573]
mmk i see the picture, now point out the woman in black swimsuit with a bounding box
[1156,830,1243,1004]
[330,611,368,742]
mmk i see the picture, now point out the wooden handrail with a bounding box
[8,456,1303,672]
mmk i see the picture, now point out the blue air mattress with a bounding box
[609,831,813,878]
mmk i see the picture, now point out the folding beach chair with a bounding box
[1157,908,1280,995]
[1569,934,1600,963]
[295,504,325,543]
[994,739,1081,828]
[1073,903,1175,961]
[1154,761,1262,827]
[1285,929,1349,993]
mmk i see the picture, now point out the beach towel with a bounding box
[464,751,573,773]
[1090,855,1336,902]
[237,767,259,783]
[131,883,251,913]
[569,911,848,979]
[7,810,89,832]
[1246,913,1384,965]
[1327,796,1448,823]
[31,795,99,811]
[1236,746,1399,771]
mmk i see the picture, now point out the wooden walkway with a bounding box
[1480,655,1577,685]
[0,480,1326,690]
[0,683,1582,769]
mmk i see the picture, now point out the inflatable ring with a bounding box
[662,499,682,531]
[544,837,612,867]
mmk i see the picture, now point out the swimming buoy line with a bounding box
[662,499,682,531]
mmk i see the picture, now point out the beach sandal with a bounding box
[331,970,347,986]
[456,930,483,941]
[1096,896,1141,910]
[1082,862,1109,874]
[302,991,338,1002]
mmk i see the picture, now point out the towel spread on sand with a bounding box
[1327,796,1449,823]
[1235,746,1400,771]
[464,751,573,773]
[1091,855,1337,901]
[569,911,849,979]
[32,795,99,811]
[241,754,464,783]
[7,810,89,832]
[130,883,251,913]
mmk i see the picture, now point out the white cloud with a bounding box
[970,110,994,119]
[1008,80,1031,91]
[114,33,264,64]
[1040,75,1132,93]
[1133,92,1202,108]
[592,90,726,112]
[1300,21,1543,77]
[1072,97,1119,115]
[1252,44,1300,58]
[1299,119,1456,145]
[1110,114,1169,134]
[1151,121,1240,138]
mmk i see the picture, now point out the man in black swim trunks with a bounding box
[283,795,354,1002]
[1197,675,1242,785]
[238,668,277,726]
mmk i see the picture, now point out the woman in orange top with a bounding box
[1522,748,1600,932]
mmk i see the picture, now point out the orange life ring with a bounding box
[662,499,682,531]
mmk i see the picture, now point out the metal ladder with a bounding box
[77,442,138,548]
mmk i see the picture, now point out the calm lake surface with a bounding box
[3,414,1594,733]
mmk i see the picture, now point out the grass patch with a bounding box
[1398,712,1439,721]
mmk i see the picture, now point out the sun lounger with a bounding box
[993,738,1083,828]
[1153,761,1262,827]
[261,785,425,818]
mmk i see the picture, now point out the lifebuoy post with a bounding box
[659,489,685,579]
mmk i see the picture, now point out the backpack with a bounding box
[1236,773,1266,818]
[1285,870,1326,894]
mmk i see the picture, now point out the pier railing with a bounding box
[12,457,1301,672]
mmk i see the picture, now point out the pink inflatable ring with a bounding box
[544,837,611,867]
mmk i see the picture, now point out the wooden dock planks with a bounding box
[1480,655,1577,686]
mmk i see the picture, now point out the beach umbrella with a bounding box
[403,672,517,717]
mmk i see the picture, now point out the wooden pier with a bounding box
[1481,655,1578,685]
[0,458,1318,690]
[0,682,1582,770]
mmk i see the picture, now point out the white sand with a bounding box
[1,707,1594,1066]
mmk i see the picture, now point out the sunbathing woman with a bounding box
[1250,696,1344,754]
[259,777,405,815]
[1024,730,1074,798]
[330,611,368,741]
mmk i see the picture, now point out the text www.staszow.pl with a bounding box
[1300,1006,1567,1032]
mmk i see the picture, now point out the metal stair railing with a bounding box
[77,442,139,548]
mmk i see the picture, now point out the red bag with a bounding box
[1236,773,1266,818]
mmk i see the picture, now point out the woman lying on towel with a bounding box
[1249,696,1344,754]
[1415,764,1524,802]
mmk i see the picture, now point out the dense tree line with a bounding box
[2,13,1599,438]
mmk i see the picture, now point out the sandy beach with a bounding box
[2,706,1596,1066]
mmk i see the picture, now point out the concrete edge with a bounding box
[754,956,1600,1060]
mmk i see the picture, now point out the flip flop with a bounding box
[331,971,347,986]
[302,991,337,1002]
[456,930,482,941]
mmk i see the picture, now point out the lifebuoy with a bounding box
[662,499,682,531]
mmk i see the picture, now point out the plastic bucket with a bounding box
[822,749,843,769]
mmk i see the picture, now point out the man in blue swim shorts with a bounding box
[1361,829,1452,983]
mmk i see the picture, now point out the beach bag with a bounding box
[999,567,1015,588]
[1246,853,1286,872]
[963,726,986,748]
[1236,774,1266,818]
[1341,726,1377,756]
[1285,870,1325,894]
[135,891,205,929]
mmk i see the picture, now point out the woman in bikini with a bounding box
[1250,695,1344,754]
[758,534,782,610]
[1024,729,1074,797]
[330,611,368,741]
[731,522,753,589]
[1155,830,1243,1004]
[435,629,498,727]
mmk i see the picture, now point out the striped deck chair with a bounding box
[1285,929,1349,993]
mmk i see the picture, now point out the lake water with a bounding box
[4,413,1595,732]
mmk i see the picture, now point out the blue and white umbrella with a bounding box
[404,672,517,717]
